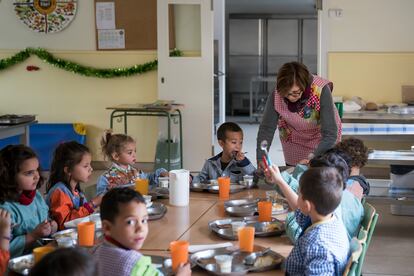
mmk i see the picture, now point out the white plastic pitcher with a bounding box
[169,169,190,206]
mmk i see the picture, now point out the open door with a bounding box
[157,0,214,171]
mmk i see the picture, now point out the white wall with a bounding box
[0,1,95,50]
[0,2,160,163]
[320,0,414,76]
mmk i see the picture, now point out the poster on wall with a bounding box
[14,0,77,33]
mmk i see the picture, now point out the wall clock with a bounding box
[14,0,77,33]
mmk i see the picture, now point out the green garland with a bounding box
[0,48,182,78]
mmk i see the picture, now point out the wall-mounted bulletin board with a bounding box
[94,0,175,50]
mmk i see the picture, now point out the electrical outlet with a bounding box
[328,8,343,18]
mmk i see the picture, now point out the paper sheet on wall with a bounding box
[96,2,116,30]
[98,29,125,49]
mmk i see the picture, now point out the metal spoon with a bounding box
[243,247,271,266]
[260,140,272,166]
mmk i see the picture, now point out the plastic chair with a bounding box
[360,203,379,248]
[356,203,379,276]
[343,229,368,276]
[343,232,365,276]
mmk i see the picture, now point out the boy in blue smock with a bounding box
[192,122,256,184]
[269,166,350,275]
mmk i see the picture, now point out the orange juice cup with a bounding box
[218,177,230,200]
[135,178,149,195]
[170,240,189,272]
[77,221,95,246]
[258,201,272,222]
[238,226,255,252]
[33,246,55,263]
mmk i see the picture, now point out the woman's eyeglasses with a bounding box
[286,89,303,97]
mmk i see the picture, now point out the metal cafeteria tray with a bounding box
[190,245,284,275]
[150,255,195,275]
[208,217,285,240]
[224,198,260,208]
[224,198,289,217]
[0,114,35,125]
[8,254,34,275]
[51,228,77,239]
[149,187,169,199]
[148,202,168,221]
[225,205,257,217]
[149,255,174,276]
[207,184,246,194]
[190,182,211,192]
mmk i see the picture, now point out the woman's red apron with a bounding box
[274,76,342,165]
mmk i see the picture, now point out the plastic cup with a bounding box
[218,177,230,200]
[243,175,254,186]
[33,246,55,263]
[158,177,169,188]
[135,178,149,195]
[334,102,343,118]
[170,240,189,272]
[214,255,233,273]
[231,221,246,236]
[258,201,272,222]
[77,221,95,246]
[238,226,255,252]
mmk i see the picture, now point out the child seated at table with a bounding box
[92,188,191,276]
[29,248,98,276]
[0,145,58,257]
[269,166,350,275]
[96,131,168,196]
[335,137,370,197]
[0,209,10,275]
[46,141,101,230]
[192,122,256,183]
[275,150,364,243]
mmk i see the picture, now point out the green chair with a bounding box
[355,202,379,276]
[343,231,367,276]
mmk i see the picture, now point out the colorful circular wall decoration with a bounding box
[14,0,77,33]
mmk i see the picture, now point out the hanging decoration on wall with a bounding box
[0,48,182,78]
[14,0,77,33]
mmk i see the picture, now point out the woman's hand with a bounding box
[176,263,192,276]
[298,159,310,165]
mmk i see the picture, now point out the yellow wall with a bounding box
[328,52,414,103]
[0,50,159,162]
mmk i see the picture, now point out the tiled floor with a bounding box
[82,120,414,275]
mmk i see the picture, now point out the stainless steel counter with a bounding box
[368,150,414,165]
[342,110,414,124]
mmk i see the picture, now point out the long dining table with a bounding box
[141,187,293,275]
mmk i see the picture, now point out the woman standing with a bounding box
[256,62,341,166]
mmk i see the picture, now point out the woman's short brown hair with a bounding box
[276,62,312,96]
